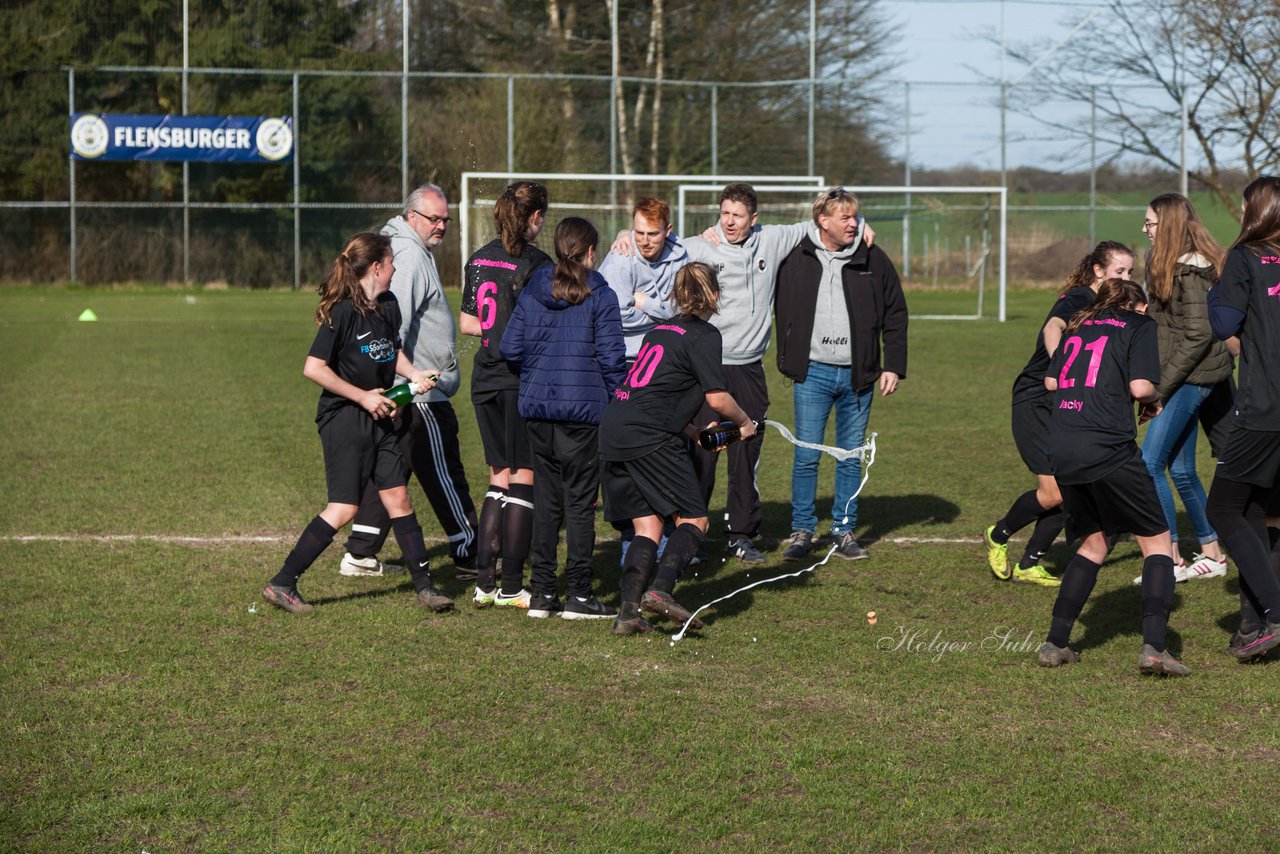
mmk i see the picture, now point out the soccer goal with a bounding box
[459,170,825,286]
[677,183,1009,322]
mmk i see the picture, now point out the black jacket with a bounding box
[774,236,908,393]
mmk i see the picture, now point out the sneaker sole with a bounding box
[1139,660,1191,676]
[1013,573,1061,588]
[834,551,869,561]
[562,610,614,621]
[340,566,394,577]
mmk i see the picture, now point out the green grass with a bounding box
[2,287,1277,850]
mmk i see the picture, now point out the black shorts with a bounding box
[319,406,408,504]
[601,436,708,523]
[1011,396,1052,476]
[1216,420,1280,489]
[1059,453,1167,538]
[473,389,531,470]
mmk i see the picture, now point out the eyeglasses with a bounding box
[1142,219,1158,230]
[412,209,451,226]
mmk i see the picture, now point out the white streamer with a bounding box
[670,429,878,644]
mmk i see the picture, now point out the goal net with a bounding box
[677,183,1009,322]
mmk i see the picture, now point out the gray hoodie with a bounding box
[807,222,863,365]
[380,215,460,402]
[597,232,689,358]
[684,221,808,364]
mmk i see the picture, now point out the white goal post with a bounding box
[459,170,825,285]
[677,183,1009,322]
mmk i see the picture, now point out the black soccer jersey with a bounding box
[308,294,403,426]
[461,239,552,397]
[1011,286,1097,404]
[1046,308,1160,483]
[598,316,727,461]
[1215,246,1280,429]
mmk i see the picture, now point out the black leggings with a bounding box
[1206,476,1280,623]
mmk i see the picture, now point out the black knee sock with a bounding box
[272,516,337,587]
[391,514,433,592]
[476,487,505,590]
[1046,554,1100,647]
[619,536,658,618]
[994,490,1047,544]
[1140,554,1176,651]
[500,483,534,595]
[650,524,705,594]
[1019,509,1065,569]
[1209,477,1280,623]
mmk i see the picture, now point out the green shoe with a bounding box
[1013,563,1061,587]
[984,525,1011,580]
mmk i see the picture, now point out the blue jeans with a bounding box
[1141,382,1218,545]
[790,362,873,535]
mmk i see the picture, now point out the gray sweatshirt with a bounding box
[380,215,460,402]
[684,221,808,365]
[597,233,689,358]
[808,222,862,366]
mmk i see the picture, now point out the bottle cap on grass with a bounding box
[78,308,98,322]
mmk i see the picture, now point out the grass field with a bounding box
[2,286,1277,851]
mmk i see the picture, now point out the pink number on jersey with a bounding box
[1082,337,1108,387]
[626,343,665,388]
[477,281,498,331]
[1059,334,1109,389]
[1058,337,1082,389]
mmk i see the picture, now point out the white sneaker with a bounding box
[340,552,403,577]
[494,588,532,609]
[1185,553,1227,580]
[1133,558,1188,586]
[473,586,497,609]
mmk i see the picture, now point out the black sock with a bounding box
[994,490,1046,544]
[1138,554,1176,651]
[1019,509,1064,569]
[272,516,337,587]
[650,524,705,594]
[500,483,534,595]
[476,487,505,590]
[620,536,658,616]
[391,514,432,592]
[1046,554,1100,647]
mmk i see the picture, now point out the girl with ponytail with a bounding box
[499,217,627,619]
[262,232,450,615]
[983,241,1135,587]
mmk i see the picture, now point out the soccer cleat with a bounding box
[472,586,497,609]
[562,595,617,621]
[339,552,403,577]
[728,537,765,564]
[782,530,815,561]
[640,589,703,630]
[1037,641,1080,667]
[833,531,869,560]
[1013,564,1060,587]
[527,593,560,619]
[1138,644,1191,676]
[1231,621,1280,661]
[494,588,532,609]
[262,583,314,614]
[1226,626,1262,656]
[689,546,706,566]
[1133,558,1190,586]
[1184,553,1227,580]
[612,613,656,635]
[415,584,454,612]
[984,525,1011,580]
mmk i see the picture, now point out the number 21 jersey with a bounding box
[1047,309,1160,484]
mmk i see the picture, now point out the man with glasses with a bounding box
[773,189,907,562]
[339,183,480,580]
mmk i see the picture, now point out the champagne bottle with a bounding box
[383,381,421,410]
[698,421,746,451]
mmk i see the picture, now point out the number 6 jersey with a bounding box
[598,316,727,461]
[461,238,552,400]
[1046,308,1160,484]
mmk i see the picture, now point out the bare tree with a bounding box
[1004,0,1280,215]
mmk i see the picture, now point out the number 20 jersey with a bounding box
[1046,308,1160,484]
[598,316,727,461]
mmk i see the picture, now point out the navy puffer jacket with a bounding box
[499,266,626,425]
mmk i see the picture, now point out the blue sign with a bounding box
[70,113,294,163]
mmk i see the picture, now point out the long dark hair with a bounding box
[494,181,548,257]
[551,217,598,306]
[1063,241,1134,292]
[1145,193,1225,302]
[1231,176,1280,257]
[1064,278,1147,334]
[316,232,390,327]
